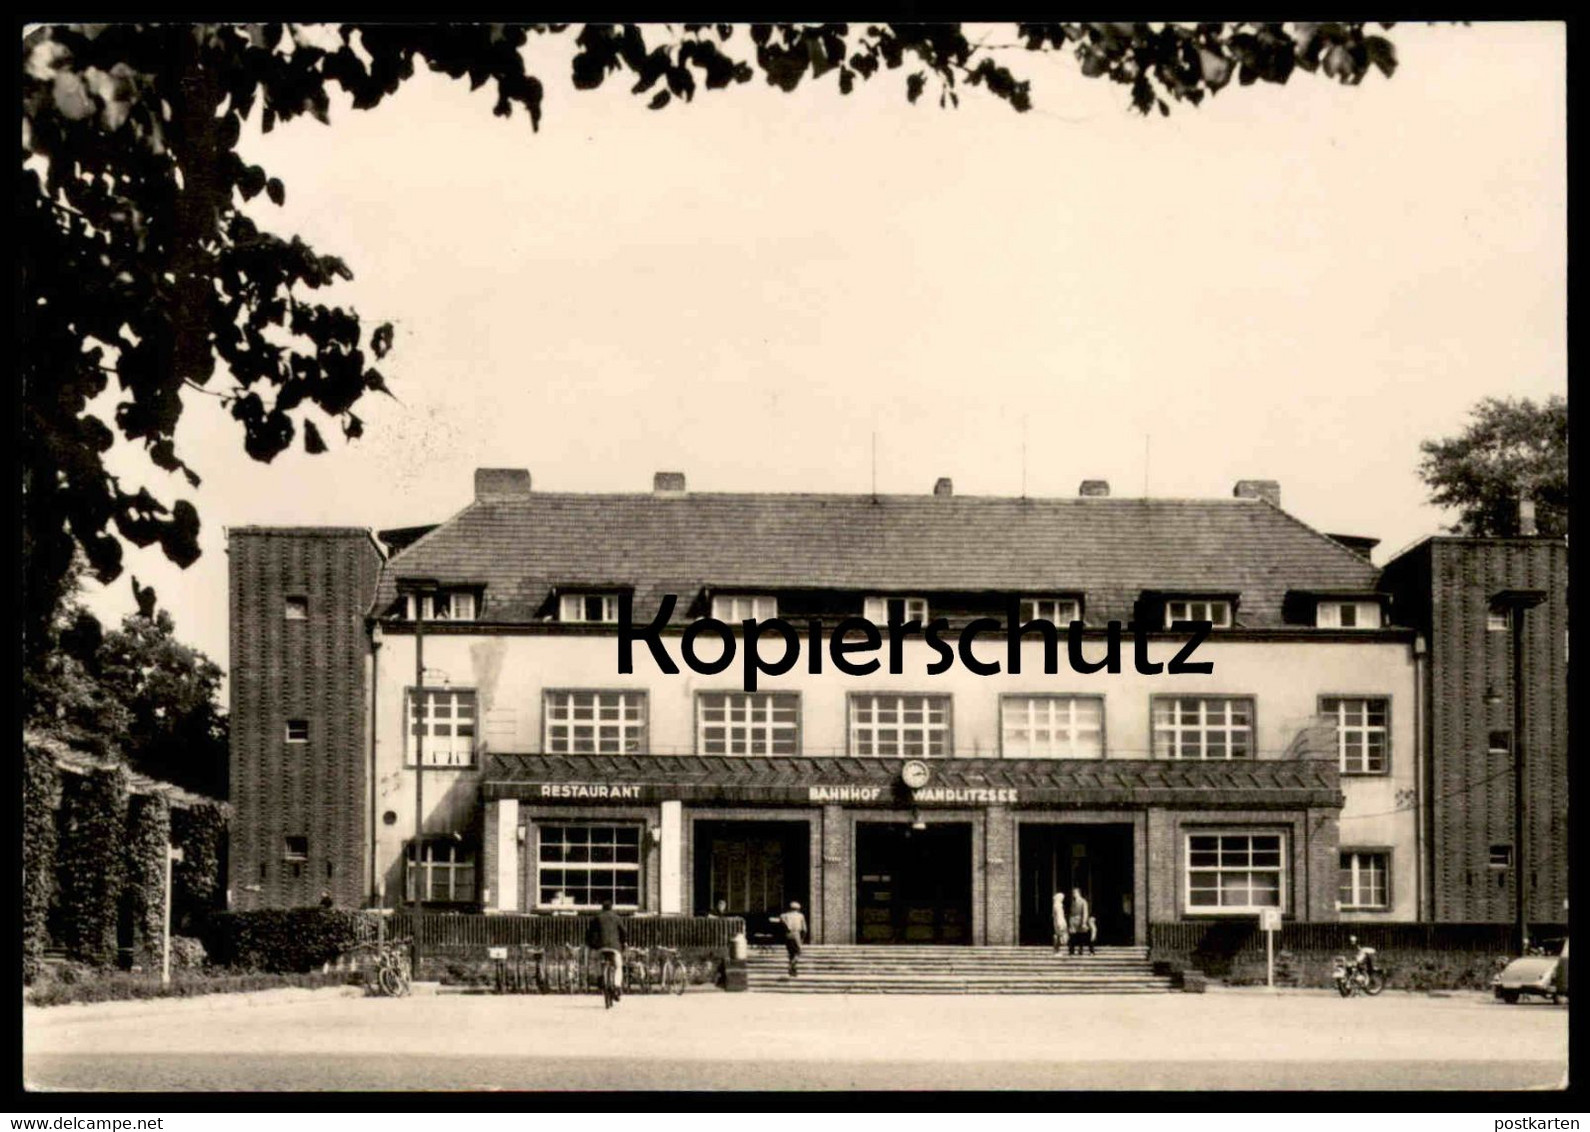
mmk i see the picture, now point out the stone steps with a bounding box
[746,945,1175,995]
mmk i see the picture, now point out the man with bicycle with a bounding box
[587,899,628,1002]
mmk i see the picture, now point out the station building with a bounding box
[229,470,1438,944]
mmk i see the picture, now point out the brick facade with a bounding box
[227,528,383,910]
[1379,538,1568,923]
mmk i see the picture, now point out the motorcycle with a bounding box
[1333,941,1386,997]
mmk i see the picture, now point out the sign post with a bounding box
[1259,907,1281,989]
[162,845,184,989]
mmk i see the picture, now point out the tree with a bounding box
[26,568,229,797]
[96,610,230,798]
[21,22,1401,690]
[1418,395,1567,537]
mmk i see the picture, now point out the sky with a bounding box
[79,22,1566,671]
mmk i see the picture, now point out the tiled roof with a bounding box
[371,492,1379,627]
[481,753,1341,808]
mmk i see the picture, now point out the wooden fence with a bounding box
[385,913,745,955]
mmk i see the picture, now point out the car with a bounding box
[1493,937,1568,1004]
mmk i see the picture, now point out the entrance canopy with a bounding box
[482,753,1341,809]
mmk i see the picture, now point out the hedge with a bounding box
[22,746,60,983]
[203,908,381,973]
[56,765,129,966]
[25,965,353,1008]
[123,792,171,968]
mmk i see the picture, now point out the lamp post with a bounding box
[397,579,437,978]
[162,844,184,988]
[368,621,383,906]
[1491,587,1546,955]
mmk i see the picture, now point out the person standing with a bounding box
[1051,889,1068,954]
[1067,888,1092,956]
[772,901,808,977]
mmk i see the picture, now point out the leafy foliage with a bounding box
[24,591,228,797]
[172,801,228,932]
[96,610,229,797]
[56,765,130,966]
[123,792,172,968]
[1418,396,1568,537]
[20,21,1400,685]
[203,908,382,972]
[23,746,62,983]
[25,966,349,1008]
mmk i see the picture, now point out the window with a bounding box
[1487,605,1511,632]
[405,839,477,904]
[1165,599,1232,628]
[536,824,642,910]
[1001,695,1103,758]
[1321,697,1389,774]
[698,692,798,755]
[1020,597,1082,625]
[429,591,476,621]
[559,593,620,623]
[1489,844,1514,870]
[1316,601,1381,629]
[404,592,475,621]
[711,594,778,621]
[284,596,308,620]
[283,836,308,861]
[406,688,477,767]
[850,693,951,757]
[1339,851,1390,910]
[544,691,647,754]
[285,719,310,743]
[1186,832,1286,911]
[863,597,929,624]
[1488,730,1512,756]
[1153,697,1254,760]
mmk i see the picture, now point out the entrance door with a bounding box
[855,822,972,945]
[1018,823,1135,946]
[693,820,809,942]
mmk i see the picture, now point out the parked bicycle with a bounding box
[652,946,688,995]
[354,937,413,997]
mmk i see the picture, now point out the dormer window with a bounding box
[1020,597,1082,625]
[1165,599,1232,629]
[711,594,778,621]
[404,590,478,621]
[864,596,928,624]
[1316,600,1382,629]
[560,593,620,624]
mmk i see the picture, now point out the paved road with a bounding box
[23,987,1568,1092]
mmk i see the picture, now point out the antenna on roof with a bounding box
[871,430,878,501]
[1021,419,1028,500]
[1143,433,1151,498]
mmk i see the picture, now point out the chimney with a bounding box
[1519,498,1538,536]
[653,471,686,497]
[1078,480,1110,498]
[933,477,953,497]
[474,468,531,503]
[1233,479,1281,508]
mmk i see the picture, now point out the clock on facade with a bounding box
[901,760,932,790]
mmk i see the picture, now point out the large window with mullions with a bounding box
[543,690,647,754]
[535,824,643,910]
[849,693,951,757]
[1152,696,1254,760]
[1186,832,1286,912]
[698,692,799,755]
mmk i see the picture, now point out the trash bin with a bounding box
[731,932,748,961]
